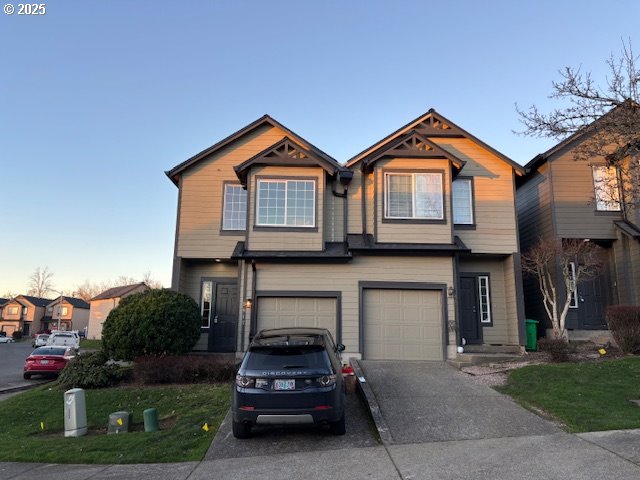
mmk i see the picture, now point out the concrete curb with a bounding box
[350,358,394,445]
[0,380,51,395]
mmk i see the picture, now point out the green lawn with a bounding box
[497,357,640,432]
[80,339,103,350]
[0,383,230,464]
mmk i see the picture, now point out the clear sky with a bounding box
[1,0,638,296]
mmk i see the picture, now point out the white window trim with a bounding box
[452,178,474,225]
[222,183,247,231]
[384,172,444,220]
[478,275,492,324]
[201,281,213,328]
[256,179,316,228]
[592,165,621,212]
[569,262,578,309]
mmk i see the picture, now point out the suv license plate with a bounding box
[274,379,295,391]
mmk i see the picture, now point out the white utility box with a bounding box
[64,388,88,437]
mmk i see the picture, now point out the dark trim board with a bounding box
[513,253,527,345]
[358,281,448,360]
[252,290,342,344]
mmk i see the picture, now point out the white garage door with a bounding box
[257,297,338,339]
[364,289,443,361]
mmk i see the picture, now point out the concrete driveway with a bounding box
[359,360,558,444]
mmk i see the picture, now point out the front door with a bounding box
[578,273,607,329]
[459,276,482,344]
[209,283,238,352]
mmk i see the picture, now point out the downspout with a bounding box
[250,260,257,340]
[361,165,367,237]
[240,260,249,351]
[331,171,351,244]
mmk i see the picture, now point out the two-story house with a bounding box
[0,295,50,336]
[43,296,91,333]
[166,109,526,360]
[517,113,640,337]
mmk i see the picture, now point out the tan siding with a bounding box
[177,125,288,258]
[550,148,620,239]
[247,166,324,251]
[1,301,22,321]
[71,307,90,333]
[434,138,519,253]
[347,169,364,234]
[247,256,455,356]
[375,158,452,244]
[459,257,519,345]
[88,299,119,340]
[503,255,521,344]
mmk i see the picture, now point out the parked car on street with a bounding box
[32,333,50,347]
[23,346,77,379]
[46,331,80,349]
[232,327,346,439]
[0,335,15,344]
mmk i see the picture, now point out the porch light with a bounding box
[448,286,455,297]
[243,299,253,309]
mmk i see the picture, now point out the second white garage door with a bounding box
[364,289,443,361]
[256,297,338,339]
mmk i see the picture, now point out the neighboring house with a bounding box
[0,295,51,336]
[43,296,90,333]
[166,109,526,360]
[0,298,7,321]
[516,116,640,336]
[87,283,150,339]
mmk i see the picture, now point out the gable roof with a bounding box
[0,298,8,307]
[523,101,639,173]
[165,115,342,186]
[47,296,90,309]
[16,295,53,308]
[357,129,466,172]
[234,137,347,186]
[346,108,525,175]
[91,283,149,301]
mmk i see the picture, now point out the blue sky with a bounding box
[1,0,638,295]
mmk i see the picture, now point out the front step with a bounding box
[448,353,523,369]
[462,345,523,354]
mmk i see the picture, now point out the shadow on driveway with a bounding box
[206,394,379,460]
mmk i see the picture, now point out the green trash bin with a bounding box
[525,319,539,351]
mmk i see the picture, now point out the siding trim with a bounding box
[358,281,448,360]
[252,290,342,343]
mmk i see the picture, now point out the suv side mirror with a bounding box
[336,343,345,352]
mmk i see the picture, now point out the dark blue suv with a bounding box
[232,328,346,438]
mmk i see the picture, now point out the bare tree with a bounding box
[522,238,604,339]
[27,266,55,298]
[2,291,17,299]
[142,271,163,289]
[516,40,640,216]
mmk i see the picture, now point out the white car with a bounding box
[0,336,15,343]
[32,333,50,347]
[46,331,80,349]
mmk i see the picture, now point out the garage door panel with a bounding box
[364,288,443,361]
[257,297,337,340]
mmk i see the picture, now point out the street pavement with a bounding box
[2,360,640,479]
[0,341,49,397]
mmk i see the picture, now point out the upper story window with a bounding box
[592,165,621,211]
[22,306,27,316]
[385,172,443,220]
[222,184,247,231]
[452,178,474,225]
[8,306,18,315]
[61,306,69,316]
[256,179,316,227]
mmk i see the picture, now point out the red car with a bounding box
[23,346,77,379]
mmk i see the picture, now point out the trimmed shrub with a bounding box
[133,355,236,385]
[538,337,570,362]
[58,351,131,389]
[102,289,201,361]
[606,305,640,353]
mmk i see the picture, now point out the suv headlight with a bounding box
[318,375,336,387]
[235,375,255,388]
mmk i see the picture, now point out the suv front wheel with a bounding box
[232,420,252,439]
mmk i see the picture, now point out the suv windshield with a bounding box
[246,346,329,370]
